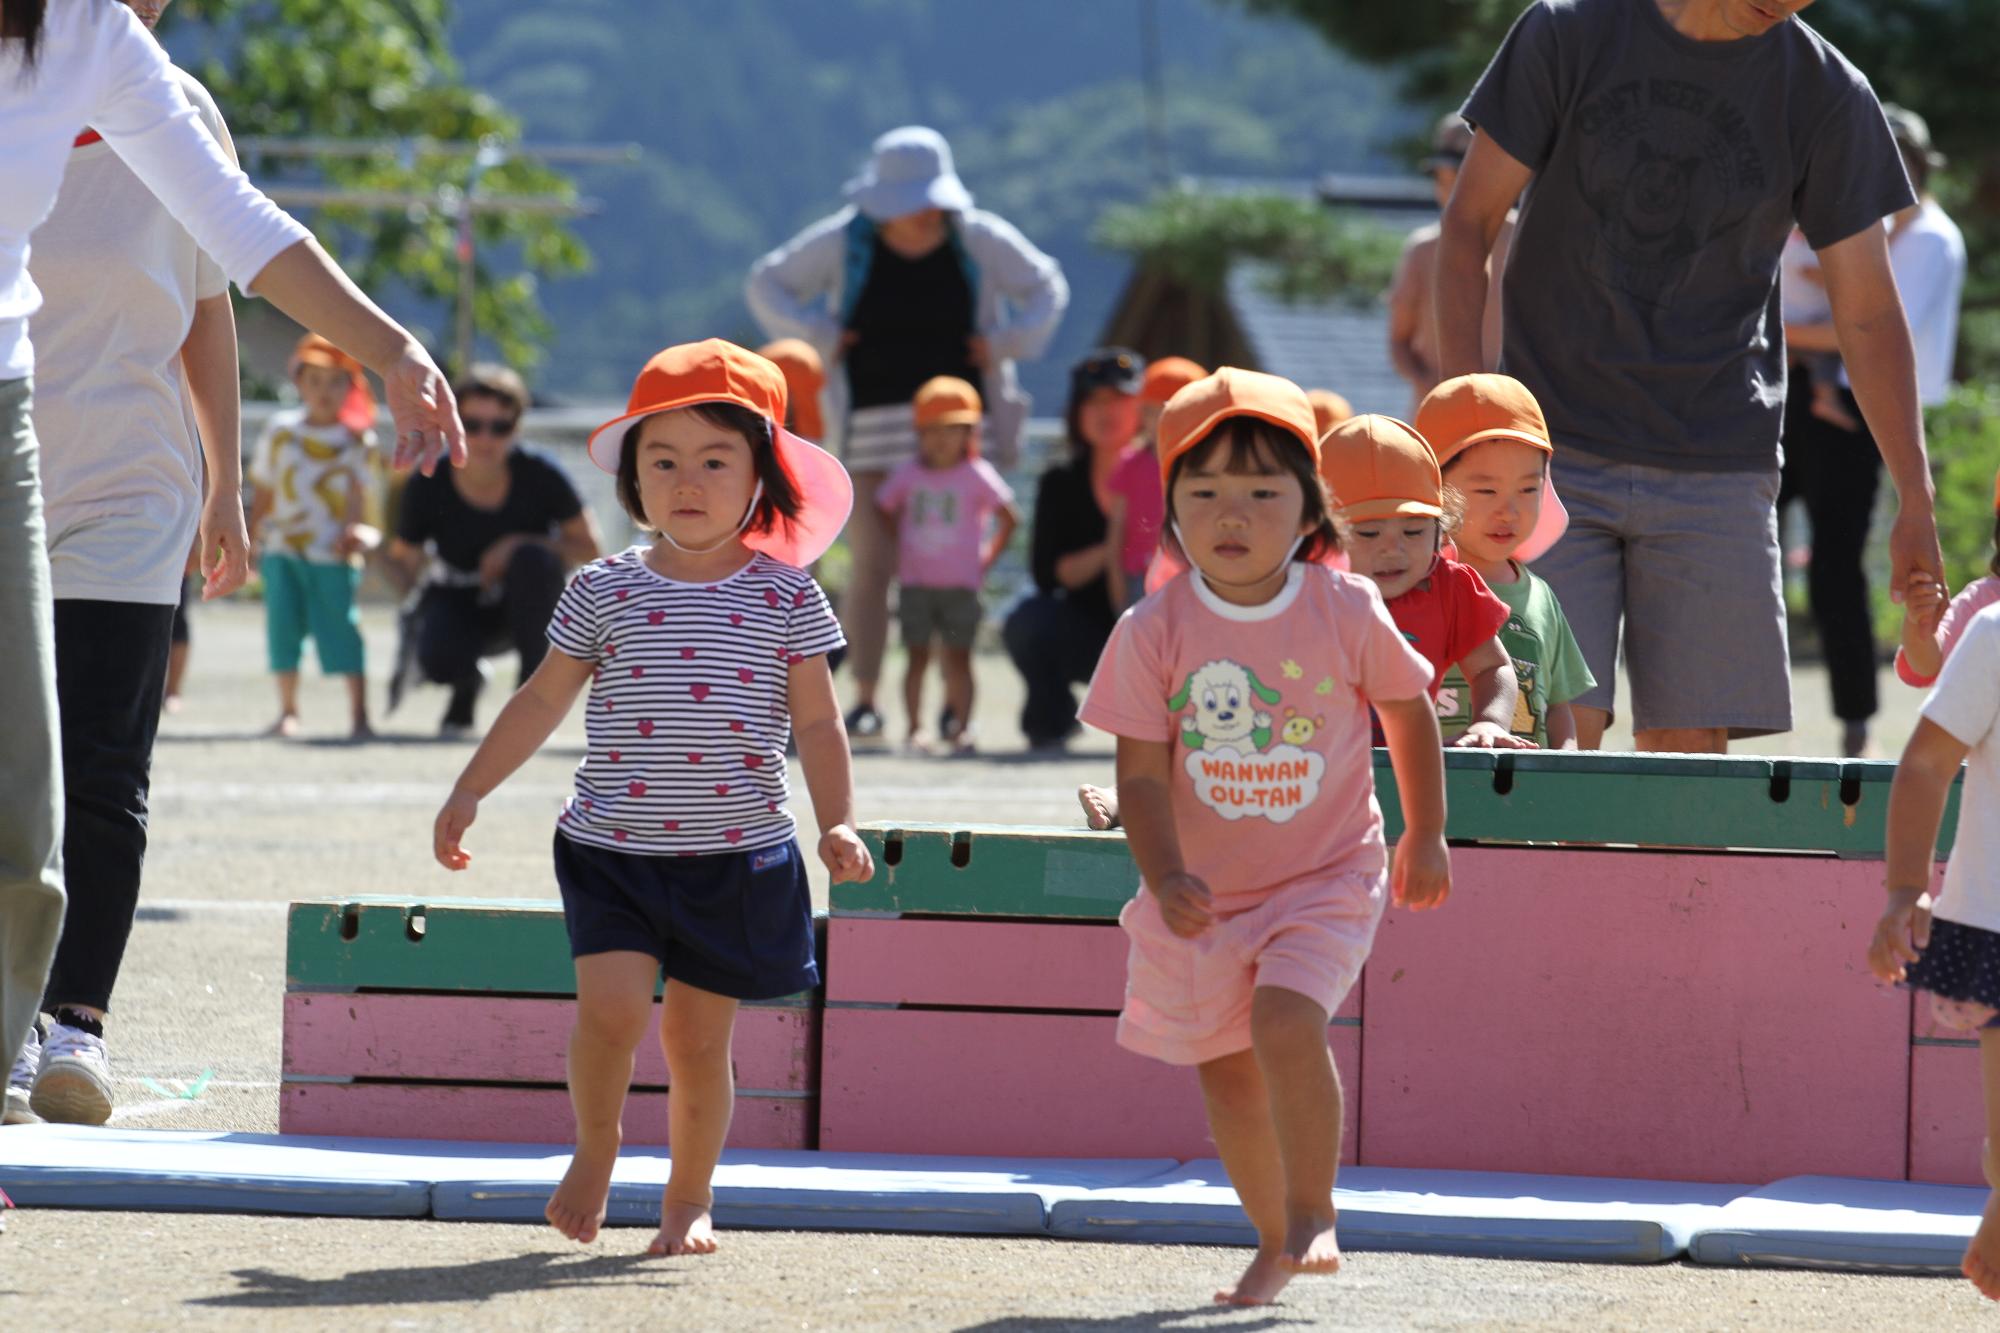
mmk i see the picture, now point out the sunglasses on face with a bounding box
[462,416,518,437]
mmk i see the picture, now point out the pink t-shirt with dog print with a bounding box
[1081,563,1432,901]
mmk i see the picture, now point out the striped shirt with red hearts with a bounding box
[546,546,846,856]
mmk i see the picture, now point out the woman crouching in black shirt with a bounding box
[1002,348,1143,749]
[385,364,603,735]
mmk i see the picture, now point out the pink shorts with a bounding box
[1115,868,1386,1067]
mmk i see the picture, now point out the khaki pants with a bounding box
[0,376,66,1076]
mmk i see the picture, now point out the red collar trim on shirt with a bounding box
[74,129,103,148]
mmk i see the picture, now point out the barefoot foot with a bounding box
[545,1140,619,1244]
[1964,1188,2000,1299]
[648,1194,718,1256]
[1077,783,1120,831]
[1215,1248,1293,1306]
[1282,1211,1342,1275]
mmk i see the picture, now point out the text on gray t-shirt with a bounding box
[1464,0,1912,471]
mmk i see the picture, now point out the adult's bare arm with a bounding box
[180,292,250,598]
[247,238,464,475]
[1435,135,1533,381]
[1817,225,1941,603]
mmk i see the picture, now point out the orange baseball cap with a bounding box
[757,338,826,441]
[288,333,376,436]
[1416,374,1553,470]
[1416,373,1569,562]
[1141,356,1207,405]
[913,376,983,429]
[1319,415,1443,522]
[1306,389,1353,437]
[586,339,854,568]
[1155,367,1319,490]
[1145,368,1333,595]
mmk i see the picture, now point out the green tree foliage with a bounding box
[168,0,590,373]
[1095,189,1401,304]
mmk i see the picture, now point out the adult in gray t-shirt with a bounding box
[1436,0,1943,755]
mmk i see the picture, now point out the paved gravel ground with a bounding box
[0,599,1966,1330]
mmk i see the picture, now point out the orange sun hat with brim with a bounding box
[913,375,983,430]
[1144,367,1345,595]
[1155,367,1320,489]
[1319,415,1444,523]
[1306,389,1353,437]
[756,338,826,441]
[1415,373,1570,562]
[289,333,376,436]
[586,339,854,569]
[1140,356,1207,405]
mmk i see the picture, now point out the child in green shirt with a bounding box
[1418,375,1594,749]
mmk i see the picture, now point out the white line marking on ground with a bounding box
[139,899,291,915]
[155,780,1087,807]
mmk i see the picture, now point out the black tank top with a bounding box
[843,234,979,410]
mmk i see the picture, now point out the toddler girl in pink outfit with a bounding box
[1080,367,1449,1306]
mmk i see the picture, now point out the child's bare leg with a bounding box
[1963,1028,2000,1298]
[345,673,372,739]
[268,671,301,736]
[651,979,739,1257]
[547,950,657,1244]
[1198,1049,1293,1306]
[903,643,931,748]
[1935,995,1999,1032]
[1078,783,1121,831]
[941,645,975,748]
[1252,985,1343,1275]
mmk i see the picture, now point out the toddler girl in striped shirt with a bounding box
[432,340,871,1259]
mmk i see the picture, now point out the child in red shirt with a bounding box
[1319,414,1527,749]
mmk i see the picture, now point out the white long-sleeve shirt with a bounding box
[0,0,308,380]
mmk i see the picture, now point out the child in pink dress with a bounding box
[1081,368,1449,1305]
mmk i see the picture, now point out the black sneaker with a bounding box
[845,704,885,743]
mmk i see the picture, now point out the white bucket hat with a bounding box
[843,126,974,222]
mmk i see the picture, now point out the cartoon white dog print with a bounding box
[1170,659,1281,752]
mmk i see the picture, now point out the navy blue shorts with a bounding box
[552,832,819,1001]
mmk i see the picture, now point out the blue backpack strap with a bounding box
[946,215,980,303]
[838,212,875,329]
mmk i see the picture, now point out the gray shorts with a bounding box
[1532,449,1791,739]
[899,584,982,650]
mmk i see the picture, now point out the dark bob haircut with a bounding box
[1165,417,1340,564]
[616,402,801,536]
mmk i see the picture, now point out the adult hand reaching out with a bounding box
[384,343,466,475]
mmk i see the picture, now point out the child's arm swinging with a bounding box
[433,648,595,869]
[1116,734,1211,938]
[985,501,1021,579]
[1452,636,1533,750]
[1375,695,1451,910]
[789,652,874,884]
[1868,717,1967,983]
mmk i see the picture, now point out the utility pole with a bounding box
[237,136,641,374]
[1140,0,1171,186]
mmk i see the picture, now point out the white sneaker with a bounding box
[31,1020,112,1125]
[3,1023,41,1126]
